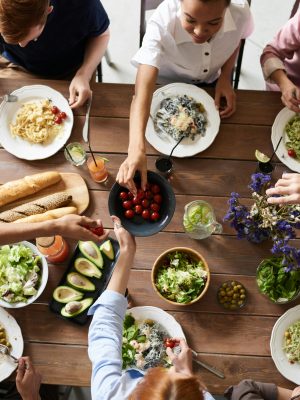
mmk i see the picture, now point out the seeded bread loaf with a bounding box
[0,172,61,208]
[0,192,72,222]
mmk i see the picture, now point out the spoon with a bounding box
[0,94,18,102]
[0,344,18,363]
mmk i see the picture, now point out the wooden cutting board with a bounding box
[0,172,89,215]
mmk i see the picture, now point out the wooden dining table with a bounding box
[1,77,299,394]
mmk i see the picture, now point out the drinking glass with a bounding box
[87,155,108,183]
[64,142,87,166]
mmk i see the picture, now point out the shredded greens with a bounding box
[283,320,300,363]
[155,251,207,304]
[154,95,207,141]
[285,115,300,159]
[0,244,41,303]
[122,314,170,370]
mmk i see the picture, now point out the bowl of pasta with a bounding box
[0,85,73,160]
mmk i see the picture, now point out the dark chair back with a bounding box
[140,0,163,46]
[290,0,300,18]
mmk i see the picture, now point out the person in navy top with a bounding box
[0,0,110,108]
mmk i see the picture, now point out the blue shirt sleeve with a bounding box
[88,290,129,399]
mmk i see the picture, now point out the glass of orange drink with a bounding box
[87,155,108,183]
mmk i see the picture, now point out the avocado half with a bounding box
[78,241,103,268]
[61,298,93,318]
[67,272,95,292]
[74,257,102,279]
[53,286,83,304]
[100,239,115,261]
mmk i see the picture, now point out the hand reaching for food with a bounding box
[215,75,236,119]
[116,151,148,195]
[266,173,300,204]
[166,338,193,376]
[69,74,91,109]
[16,357,41,400]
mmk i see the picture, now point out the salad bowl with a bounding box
[0,241,48,308]
[151,247,210,306]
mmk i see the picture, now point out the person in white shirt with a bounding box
[117,0,253,194]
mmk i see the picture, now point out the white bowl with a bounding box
[0,241,48,308]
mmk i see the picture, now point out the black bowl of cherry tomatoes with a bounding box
[108,171,176,237]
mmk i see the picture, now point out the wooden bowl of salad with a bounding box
[151,247,210,306]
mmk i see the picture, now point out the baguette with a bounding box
[13,206,78,223]
[0,192,72,222]
[0,172,61,208]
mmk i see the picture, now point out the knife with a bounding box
[191,350,225,379]
[82,91,93,142]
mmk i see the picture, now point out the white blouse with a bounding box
[132,0,254,85]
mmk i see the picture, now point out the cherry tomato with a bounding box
[54,116,62,124]
[145,190,153,200]
[150,211,160,221]
[119,191,128,201]
[164,338,176,348]
[122,200,133,210]
[145,183,151,190]
[127,192,134,200]
[150,203,160,212]
[153,194,162,204]
[134,205,143,215]
[142,209,150,220]
[83,224,104,236]
[151,184,160,194]
[141,198,150,208]
[51,106,59,114]
[59,111,67,119]
[125,209,134,219]
[288,149,296,158]
[137,188,145,200]
[132,196,141,205]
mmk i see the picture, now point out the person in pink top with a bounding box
[260,8,300,113]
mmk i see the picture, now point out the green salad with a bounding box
[256,257,300,303]
[0,244,42,303]
[155,251,208,304]
[122,314,170,370]
[285,115,300,159]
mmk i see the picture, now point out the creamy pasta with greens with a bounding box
[285,115,300,159]
[154,95,207,141]
[283,320,300,363]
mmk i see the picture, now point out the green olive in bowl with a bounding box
[217,280,247,310]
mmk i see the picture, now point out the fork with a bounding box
[0,94,18,102]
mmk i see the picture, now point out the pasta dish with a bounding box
[10,99,65,144]
[285,115,300,159]
[154,95,207,141]
[283,320,300,363]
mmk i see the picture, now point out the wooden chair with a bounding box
[290,0,300,18]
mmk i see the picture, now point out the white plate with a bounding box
[145,83,220,157]
[271,107,300,173]
[270,304,300,384]
[0,85,73,160]
[0,307,23,382]
[0,241,48,309]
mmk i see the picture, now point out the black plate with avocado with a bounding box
[49,237,119,325]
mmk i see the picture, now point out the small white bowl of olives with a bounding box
[217,280,247,310]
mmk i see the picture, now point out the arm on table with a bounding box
[88,217,136,399]
[214,45,239,119]
[116,64,158,194]
[69,28,110,108]
[0,214,108,245]
[266,173,300,204]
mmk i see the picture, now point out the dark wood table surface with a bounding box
[1,78,299,393]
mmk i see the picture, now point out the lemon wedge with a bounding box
[255,150,270,163]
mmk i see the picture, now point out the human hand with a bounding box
[279,79,300,113]
[111,215,136,255]
[54,214,109,243]
[266,173,300,204]
[215,75,236,119]
[69,73,91,109]
[291,386,300,399]
[116,150,147,196]
[16,357,41,400]
[166,338,193,376]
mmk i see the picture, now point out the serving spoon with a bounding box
[0,94,18,102]
[0,344,18,363]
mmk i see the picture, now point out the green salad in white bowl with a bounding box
[0,241,48,308]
